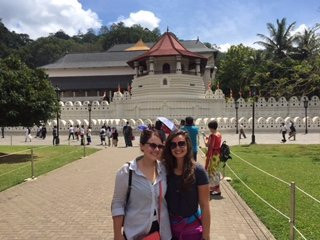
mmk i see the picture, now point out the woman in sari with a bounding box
[205,120,222,196]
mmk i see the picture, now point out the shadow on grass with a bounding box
[0,153,39,164]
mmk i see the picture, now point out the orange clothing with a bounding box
[205,132,222,170]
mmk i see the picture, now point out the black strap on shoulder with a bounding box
[125,162,133,206]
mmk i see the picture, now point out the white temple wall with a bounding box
[42,94,320,134]
[4,95,319,134]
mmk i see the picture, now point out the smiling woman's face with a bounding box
[170,134,187,160]
[140,134,163,161]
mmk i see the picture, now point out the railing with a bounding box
[137,70,198,76]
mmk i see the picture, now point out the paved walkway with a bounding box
[0,134,285,240]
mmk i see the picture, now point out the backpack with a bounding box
[220,141,232,166]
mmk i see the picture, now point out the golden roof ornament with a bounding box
[125,39,150,51]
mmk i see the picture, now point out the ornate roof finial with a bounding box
[230,89,233,98]
[217,81,220,89]
[239,88,242,97]
[167,26,169,32]
[196,36,199,43]
[118,84,121,92]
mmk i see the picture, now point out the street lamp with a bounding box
[303,99,309,134]
[55,86,61,145]
[88,102,92,127]
[250,84,258,144]
[235,100,239,134]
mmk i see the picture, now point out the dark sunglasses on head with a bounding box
[170,141,186,149]
[146,142,165,150]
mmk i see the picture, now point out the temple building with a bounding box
[41,34,217,103]
[39,31,319,132]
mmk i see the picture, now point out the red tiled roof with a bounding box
[127,32,207,67]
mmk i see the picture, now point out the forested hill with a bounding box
[1,18,319,98]
[0,21,161,68]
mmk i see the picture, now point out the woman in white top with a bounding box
[111,129,172,240]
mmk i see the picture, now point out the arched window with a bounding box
[163,63,170,73]
[163,78,168,85]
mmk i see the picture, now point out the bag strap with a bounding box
[125,162,133,207]
[158,181,162,225]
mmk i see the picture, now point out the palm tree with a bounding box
[294,25,320,60]
[255,18,296,59]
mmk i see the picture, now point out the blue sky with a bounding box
[0,0,319,51]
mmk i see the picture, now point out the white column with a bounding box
[149,57,154,75]
[176,56,182,74]
[134,61,139,77]
[196,59,200,76]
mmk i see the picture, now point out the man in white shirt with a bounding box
[280,122,287,143]
[68,125,74,140]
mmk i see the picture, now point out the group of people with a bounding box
[99,125,119,147]
[111,117,224,240]
[280,120,297,143]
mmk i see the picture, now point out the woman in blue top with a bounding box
[162,130,210,240]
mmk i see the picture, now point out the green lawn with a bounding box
[0,145,99,192]
[225,144,320,240]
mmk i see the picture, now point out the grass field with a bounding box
[225,144,320,240]
[0,145,99,192]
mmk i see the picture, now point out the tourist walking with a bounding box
[100,126,106,145]
[68,125,75,140]
[111,129,171,240]
[280,122,287,143]
[181,116,199,161]
[36,126,42,138]
[86,126,92,145]
[25,127,32,142]
[1,127,4,138]
[75,125,80,141]
[80,125,85,145]
[41,125,47,139]
[239,123,246,139]
[111,127,118,147]
[162,130,210,240]
[52,126,58,145]
[155,120,166,142]
[205,120,222,195]
[288,120,296,141]
[106,126,112,147]
[123,122,133,147]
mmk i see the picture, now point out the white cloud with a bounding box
[0,0,102,39]
[292,24,308,35]
[218,43,231,52]
[115,10,160,30]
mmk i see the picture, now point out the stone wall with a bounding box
[5,94,319,134]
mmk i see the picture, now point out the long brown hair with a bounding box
[162,130,195,191]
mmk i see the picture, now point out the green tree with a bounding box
[0,19,32,59]
[255,18,296,59]
[101,22,161,50]
[0,56,59,127]
[293,25,320,60]
[216,44,256,98]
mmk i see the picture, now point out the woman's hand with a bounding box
[114,235,125,240]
